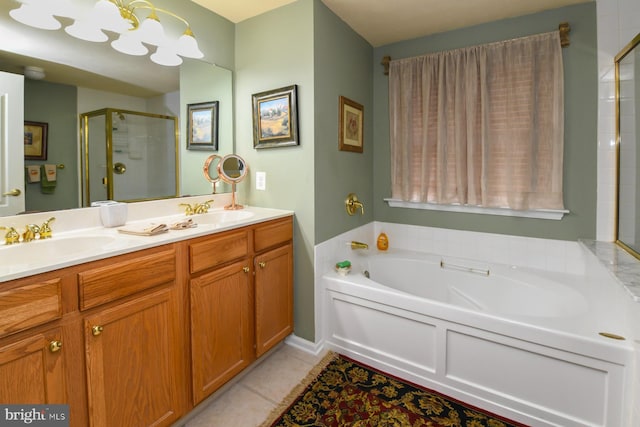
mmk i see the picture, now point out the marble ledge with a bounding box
[581,239,640,301]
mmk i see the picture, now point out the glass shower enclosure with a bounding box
[80,108,179,206]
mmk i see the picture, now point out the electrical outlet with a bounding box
[256,171,266,190]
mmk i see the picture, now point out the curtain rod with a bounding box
[381,22,571,75]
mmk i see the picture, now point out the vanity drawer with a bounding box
[190,230,249,274]
[78,248,176,310]
[0,279,62,338]
[254,218,293,252]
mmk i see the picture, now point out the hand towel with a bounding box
[169,218,197,230]
[41,164,57,194]
[26,165,40,183]
[117,223,169,236]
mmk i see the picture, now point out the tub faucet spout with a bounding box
[350,241,369,250]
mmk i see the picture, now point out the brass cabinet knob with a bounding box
[258,262,266,268]
[242,266,250,273]
[92,325,104,336]
[49,340,63,353]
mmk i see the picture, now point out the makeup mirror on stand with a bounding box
[203,154,222,194]
[218,154,248,210]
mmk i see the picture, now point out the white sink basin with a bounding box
[192,210,255,225]
[0,235,118,267]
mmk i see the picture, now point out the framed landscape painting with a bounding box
[187,101,218,151]
[252,85,299,149]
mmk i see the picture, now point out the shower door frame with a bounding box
[80,108,179,206]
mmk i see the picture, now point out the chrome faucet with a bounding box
[22,224,40,242]
[350,241,369,250]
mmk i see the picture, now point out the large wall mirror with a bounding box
[0,0,233,216]
[615,32,640,258]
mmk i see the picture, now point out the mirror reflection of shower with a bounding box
[80,108,179,206]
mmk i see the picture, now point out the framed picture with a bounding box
[338,96,364,153]
[187,101,218,151]
[24,121,48,160]
[252,85,299,149]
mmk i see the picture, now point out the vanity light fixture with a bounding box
[9,0,204,66]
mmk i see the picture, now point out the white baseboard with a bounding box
[284,334,325,356]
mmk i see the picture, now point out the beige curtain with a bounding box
[389,31,564,210]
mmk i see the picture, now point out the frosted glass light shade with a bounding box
[177,33,204,59]
[150,46,183,66]
[65,20,108,42]
[111,31,148,56]
[137,17,165,46]
[46,0,75,18]
[9,5,61,30]
[94,0,131,33]
[19,0,75,18]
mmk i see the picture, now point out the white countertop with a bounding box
[0,194,293,283]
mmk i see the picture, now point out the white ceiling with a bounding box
[193,0,591,47]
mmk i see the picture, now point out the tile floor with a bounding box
[175,344,327,427]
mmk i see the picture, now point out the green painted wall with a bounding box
[24,80,78,213]
[235,0,316,340]
[180,62,234,196]
[234,0,374,341]
[154,0,235,70]
[372,3,598,241]
[313,1,374,243]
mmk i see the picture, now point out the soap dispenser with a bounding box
[376,232,389,251]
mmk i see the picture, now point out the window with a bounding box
[387,31,566,218]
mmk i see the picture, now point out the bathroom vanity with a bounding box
[0,199,293,427]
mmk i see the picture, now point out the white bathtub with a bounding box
[321,249,635,427]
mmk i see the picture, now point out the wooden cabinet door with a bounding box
[190,260,252,405]
[254,243,293,357]
[0,327,65,404]
[84,287,182,427]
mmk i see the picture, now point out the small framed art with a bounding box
[24,121,48,160]
[338,96,363,153]
[187,101,219,151]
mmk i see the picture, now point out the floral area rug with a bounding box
[260,352,529,427]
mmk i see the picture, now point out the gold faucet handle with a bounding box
[40,217,56,239]
[179,203,194,215]
[200,199,214,212]
[0,226,20,245]
[345,193,364,216]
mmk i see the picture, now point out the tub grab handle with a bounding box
[440,260,490,276]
